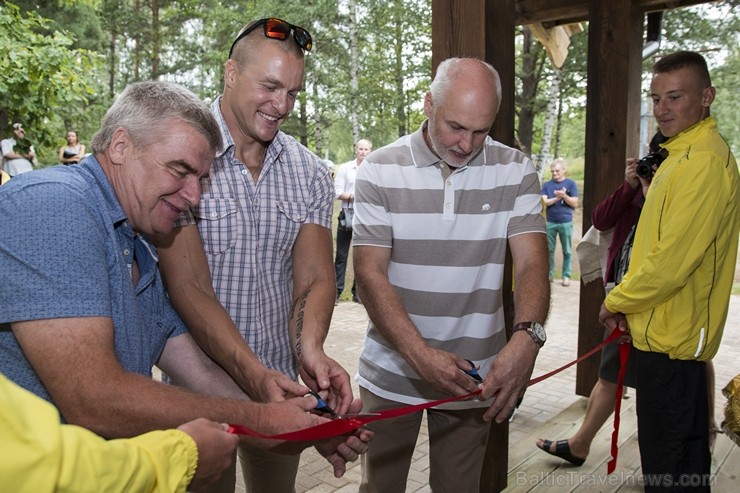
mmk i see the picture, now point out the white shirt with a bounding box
[334,158,360,208]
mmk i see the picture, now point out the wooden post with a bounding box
[576,0,643,397]
[431,1,514,491]
[431,0,486,68]
[482,1,516,492]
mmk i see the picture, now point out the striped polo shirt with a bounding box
[353,122,545,408]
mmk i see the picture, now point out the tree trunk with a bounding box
[393,2,406,138]
[150,0,160,78]
[108,30,117,98]
[133,0,141,80]
[313,81,323,158]
[349,0,360,143]
[517,27,539,157]
[299,92,309,148]
[537,68,561,173]
[554,87,563,158]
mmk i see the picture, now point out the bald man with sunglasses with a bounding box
[155,17,364,493]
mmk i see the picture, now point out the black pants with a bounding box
[635,349,711,492]
[334,224,355,297]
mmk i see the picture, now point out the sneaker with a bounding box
[562,277,571,287]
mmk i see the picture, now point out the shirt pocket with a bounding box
[274,201,309,253]
[194,198,239,255]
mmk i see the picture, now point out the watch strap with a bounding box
[512,321,546,347]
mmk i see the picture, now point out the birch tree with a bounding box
[536,68,562,173]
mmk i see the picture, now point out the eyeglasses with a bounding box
[229,18,312,57]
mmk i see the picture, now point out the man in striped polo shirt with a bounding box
[353,57,551,492]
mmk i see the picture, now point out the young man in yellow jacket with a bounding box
[600,51,739,490]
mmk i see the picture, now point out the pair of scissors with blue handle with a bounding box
[307,390,380,419]
[308,389,335,414]
[461,360,523,420]
[463,359,483,382]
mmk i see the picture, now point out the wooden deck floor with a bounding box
[272,281,740,492]
[505,397,739,492]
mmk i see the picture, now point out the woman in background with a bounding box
[58,130,85,165]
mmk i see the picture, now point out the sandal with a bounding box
[536,439,586,466]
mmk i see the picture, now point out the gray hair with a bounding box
[90,80,222,154]
[429,58,502,113]
[550,157,567,170]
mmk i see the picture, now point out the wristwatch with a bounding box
[512,321,547,348]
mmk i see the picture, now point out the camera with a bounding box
[635,151,666,180]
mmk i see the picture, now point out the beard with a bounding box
[426,126,477,168]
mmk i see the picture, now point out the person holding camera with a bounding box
[600,51,738,490]
[334,138,372,304]
[539,127,721,467]
[536,134,658,466]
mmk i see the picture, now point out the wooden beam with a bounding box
[432,0,486,72]
[431,2,515,491]
[487,0,516,148]
[528,22,583,68]
[515,0,718,25]
[576,0,643,397]
[481,0,517,484]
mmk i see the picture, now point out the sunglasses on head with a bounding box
[229,18,312,57]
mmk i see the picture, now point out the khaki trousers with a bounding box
[203,443,299,493]
[359,387,490,493]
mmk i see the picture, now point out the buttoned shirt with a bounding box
[178,98,334,379]
[334,158,360,209]
[0,158,186,403]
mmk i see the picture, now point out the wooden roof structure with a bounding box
[430,1,718,491]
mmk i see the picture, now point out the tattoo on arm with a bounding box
[291,290,310,358]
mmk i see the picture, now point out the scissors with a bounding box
[307,390,380,419]
[463,359,483,382]
[462,360,522,420]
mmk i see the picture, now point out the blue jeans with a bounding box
[546,221,573,278]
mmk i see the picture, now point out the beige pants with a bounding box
[204,443,300,493]
[359,387,490,493]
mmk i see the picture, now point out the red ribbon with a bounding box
[229,328,629,472]
[228,389,482,441]
[607,341,631,473]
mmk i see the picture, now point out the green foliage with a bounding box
[713,45,740,155]
[658,1,740,155]
[2,0,737,166]
[527,1,740,166]
[13,137,33,155]
[10,0,106,52]
[0,3,102,163]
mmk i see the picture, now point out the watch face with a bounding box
[532,323,547,342]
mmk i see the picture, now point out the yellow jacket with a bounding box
[605,117,740,360]
[0,374,198,492]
